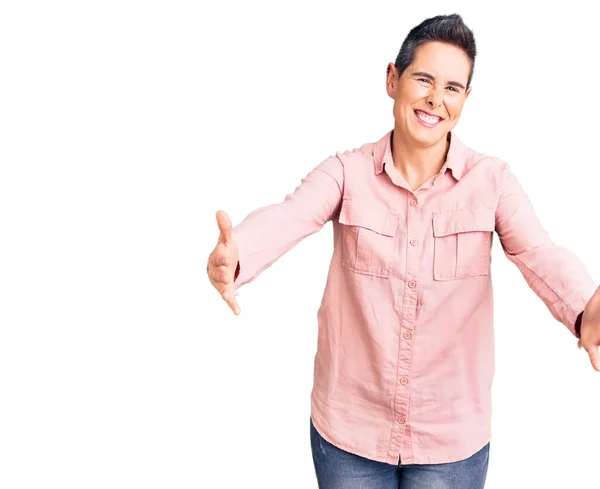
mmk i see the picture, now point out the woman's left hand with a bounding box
[578,288,600,371]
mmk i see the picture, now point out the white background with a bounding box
[1,1,599,488]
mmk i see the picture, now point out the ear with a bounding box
[465,85,472,99]
[386,63,397,99]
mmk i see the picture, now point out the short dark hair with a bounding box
[393,14,477,88]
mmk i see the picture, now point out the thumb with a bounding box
[216,210,233,245]
[586,344,600,371]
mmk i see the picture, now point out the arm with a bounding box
[232,155,344,289]
[495,161,596,337]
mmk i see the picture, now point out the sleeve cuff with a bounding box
[232,225,255,290]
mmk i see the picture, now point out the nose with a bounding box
[426,88,442,108]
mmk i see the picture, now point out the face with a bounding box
[386,41,472,147]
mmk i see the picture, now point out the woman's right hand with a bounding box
[207,210,240,315]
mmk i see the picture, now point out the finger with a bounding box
[209,245,236,272]
[586,344,600,371]
[222,286,240,315]
[216,210,233,246]
[208,264,231,284]
[208,275,229,295]
[211,250,233,269]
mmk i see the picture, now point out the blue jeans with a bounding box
[310,418,489,489]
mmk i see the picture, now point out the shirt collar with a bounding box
[373,129,466,181]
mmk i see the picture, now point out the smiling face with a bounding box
[386,41,472,147]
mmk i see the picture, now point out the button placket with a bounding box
[387,194,421,462]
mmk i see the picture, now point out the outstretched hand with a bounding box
[207,210,240,315]
[578,287,600,370]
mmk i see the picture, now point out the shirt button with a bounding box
[398,416,406,424]
[400,377,409,385]
[408,280,417,288]
[409,199,418,207]
[409,238,418,246]
[403,331,412,340]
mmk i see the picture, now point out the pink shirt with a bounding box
[232,129,596,465]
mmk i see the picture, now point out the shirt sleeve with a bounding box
[232,155,344,289]
[495,160,596,337]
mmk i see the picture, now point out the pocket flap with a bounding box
[433,208,495,237]
[338,199,396,237]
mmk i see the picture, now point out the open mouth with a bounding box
[414,110,442,127]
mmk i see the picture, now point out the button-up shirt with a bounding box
[231,129,596,464]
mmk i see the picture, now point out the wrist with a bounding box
[575,311,584,339]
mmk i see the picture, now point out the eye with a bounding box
[417,78,431,84]
[446,86,459,93]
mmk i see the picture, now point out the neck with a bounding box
[391,129,450,189]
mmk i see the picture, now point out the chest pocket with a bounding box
[338,199,397,278]
[432,208,495,281]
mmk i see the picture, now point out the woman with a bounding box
[207,14,600,489]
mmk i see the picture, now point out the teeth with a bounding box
[416,111,440,125]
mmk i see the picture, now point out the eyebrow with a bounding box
[412,71,466,90]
